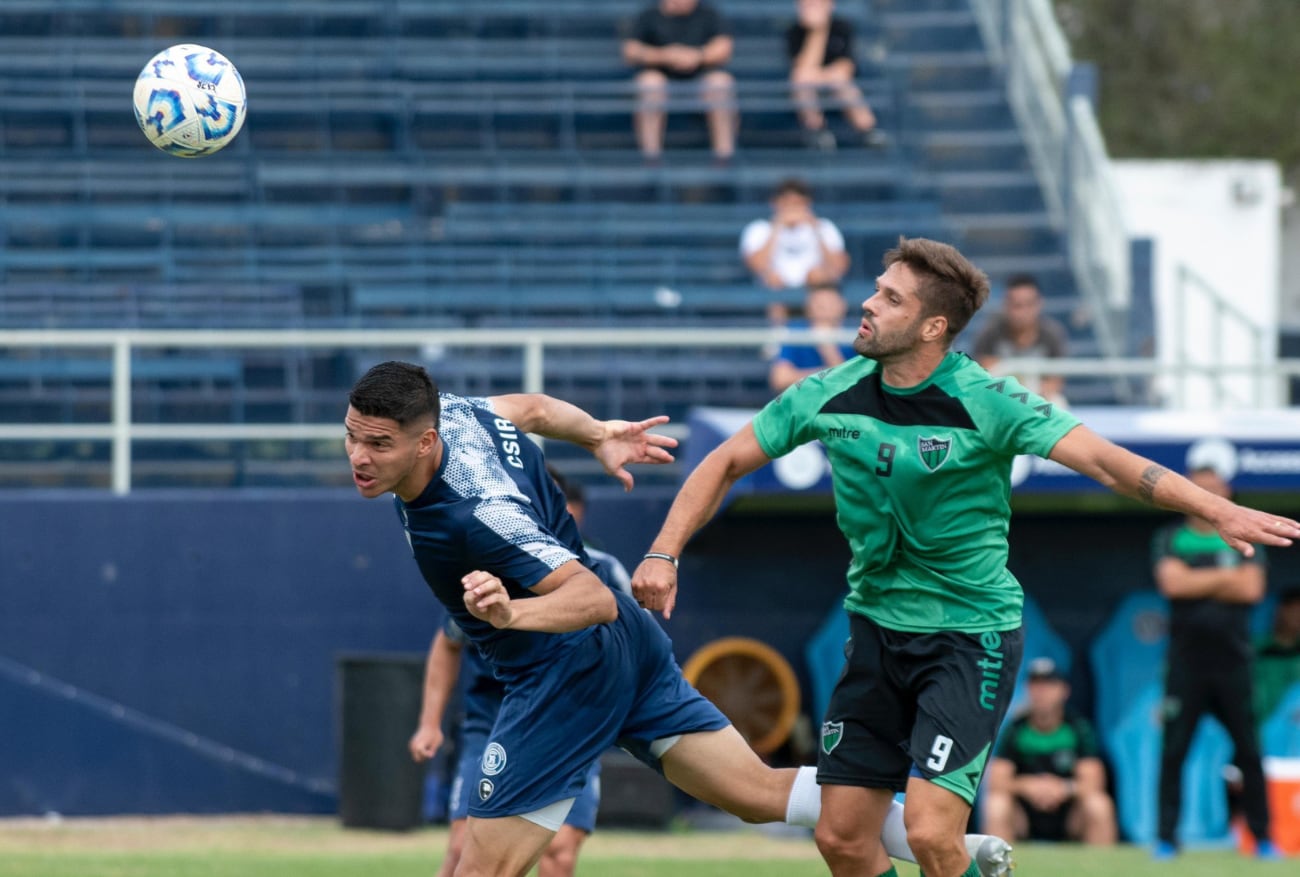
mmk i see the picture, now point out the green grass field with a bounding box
[0,816,1291,877]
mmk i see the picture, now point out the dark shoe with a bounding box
[862,128,888,148]
[803,128,837,152]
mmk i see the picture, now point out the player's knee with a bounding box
[1081,790,1115,820]
[905,820,955,861]
[539,845,578,877]
[814,818,874,865]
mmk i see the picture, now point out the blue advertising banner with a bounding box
[683,406,1300,500]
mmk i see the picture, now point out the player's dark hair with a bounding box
[546,464,584,506]
[349,361,440,430]
[773,177,813,200]
[1004,273,1040,294]
[883,237,990,344]
[1277,586,1300,606]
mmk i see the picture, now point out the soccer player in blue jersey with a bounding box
[346,360,1011,877]
[408,469,629,877]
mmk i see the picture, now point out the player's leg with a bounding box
[698,70,736,158]
[438,819,466,877]
[1065,791,1116,845]
[458,813,557,877]
[1156,658,1207,849]
[904,626,1023,877]
[634,69,668,158]
[815,783,896,876]
[539,758,600,877]
[659,725,795,822]
[538,826,589,877]
[440,731,487,877]
[1209,668,1272,846]
[979,784,1022,842]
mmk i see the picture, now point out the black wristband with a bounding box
[643,552,679,570]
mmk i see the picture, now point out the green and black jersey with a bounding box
[751,352,1079,634]
[995,712,1100,778]
[1151,523,1264,662]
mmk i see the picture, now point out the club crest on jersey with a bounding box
[482,742,507,776]
[478,778,494,801]
[917,435,952,472]
[821,720,844,755]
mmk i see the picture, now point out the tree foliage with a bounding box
[1053,0,1300,168]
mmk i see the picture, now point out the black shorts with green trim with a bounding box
[816,611,1023,805]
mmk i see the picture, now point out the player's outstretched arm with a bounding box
[489,393,677,491]
[633,424,772,618]
[409,630,462,762]
[1049,424,1300,556]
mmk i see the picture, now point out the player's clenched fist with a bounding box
[631,557,678,620]
[463,570,514,629]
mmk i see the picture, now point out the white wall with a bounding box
[1113,160,1283,409]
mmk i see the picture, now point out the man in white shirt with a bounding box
[740,178,850,323]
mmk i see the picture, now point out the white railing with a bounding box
[2,328,1297,494]
[969,0,1131,354]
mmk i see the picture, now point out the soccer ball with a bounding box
[133,44,246,157]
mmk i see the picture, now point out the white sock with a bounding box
[880,798,915,863]
[784,766,821,828]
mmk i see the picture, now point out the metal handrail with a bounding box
[0,327,1294,494]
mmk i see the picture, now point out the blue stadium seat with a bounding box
[1089,591,1169,742]
[1261,683,1300,757]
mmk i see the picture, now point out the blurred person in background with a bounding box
[741,178,850,324]
[623,0,736,162]
[787,0,885,149]
[972,274,1068,405]
[1151,465,1280,860]
[982,658,1116,846]
[768,282,857,392]
[1253,585,1300,723]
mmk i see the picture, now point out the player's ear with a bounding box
[417,426,439,457]
[921,314,948,343]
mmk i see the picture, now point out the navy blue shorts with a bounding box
[467,591,728,820]
[451,729,601,831]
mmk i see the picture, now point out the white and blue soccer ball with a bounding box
[133,44,246,157]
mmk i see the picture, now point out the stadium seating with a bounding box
[0,0,1112,485]
[1089,591,1169,741]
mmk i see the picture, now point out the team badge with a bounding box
[821,720,844,755]
[917,436,952,472]
[482,742,507,776]
[478,778,494,801]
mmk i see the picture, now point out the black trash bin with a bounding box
[337,652,427,830]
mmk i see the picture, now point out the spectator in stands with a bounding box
[768,282,857,392]
[623,0,737,162]
[787,0,885,149]
[972,274,1068,405]
[1151,465,1280,860]
[982,658,1117,846]
[1254,585,1300,721]
[740,178,850,323]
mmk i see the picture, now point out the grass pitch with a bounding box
[0,816,1291,876]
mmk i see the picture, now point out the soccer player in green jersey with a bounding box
[631,237,1300,877]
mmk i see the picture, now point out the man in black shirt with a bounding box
[1151,465,1279,860]
[983,658,1116,844]
[622,0,737,161]
[787,0,883,148]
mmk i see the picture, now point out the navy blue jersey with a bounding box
[397,393,595,670]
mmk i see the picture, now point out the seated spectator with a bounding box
[622,0,737,162]
[740,178,850,323]
[787,0,884,149]
[983,658,1117,845]
[972,274,1069,404]
[1255,586,1300,721]
[768,283,856,392]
